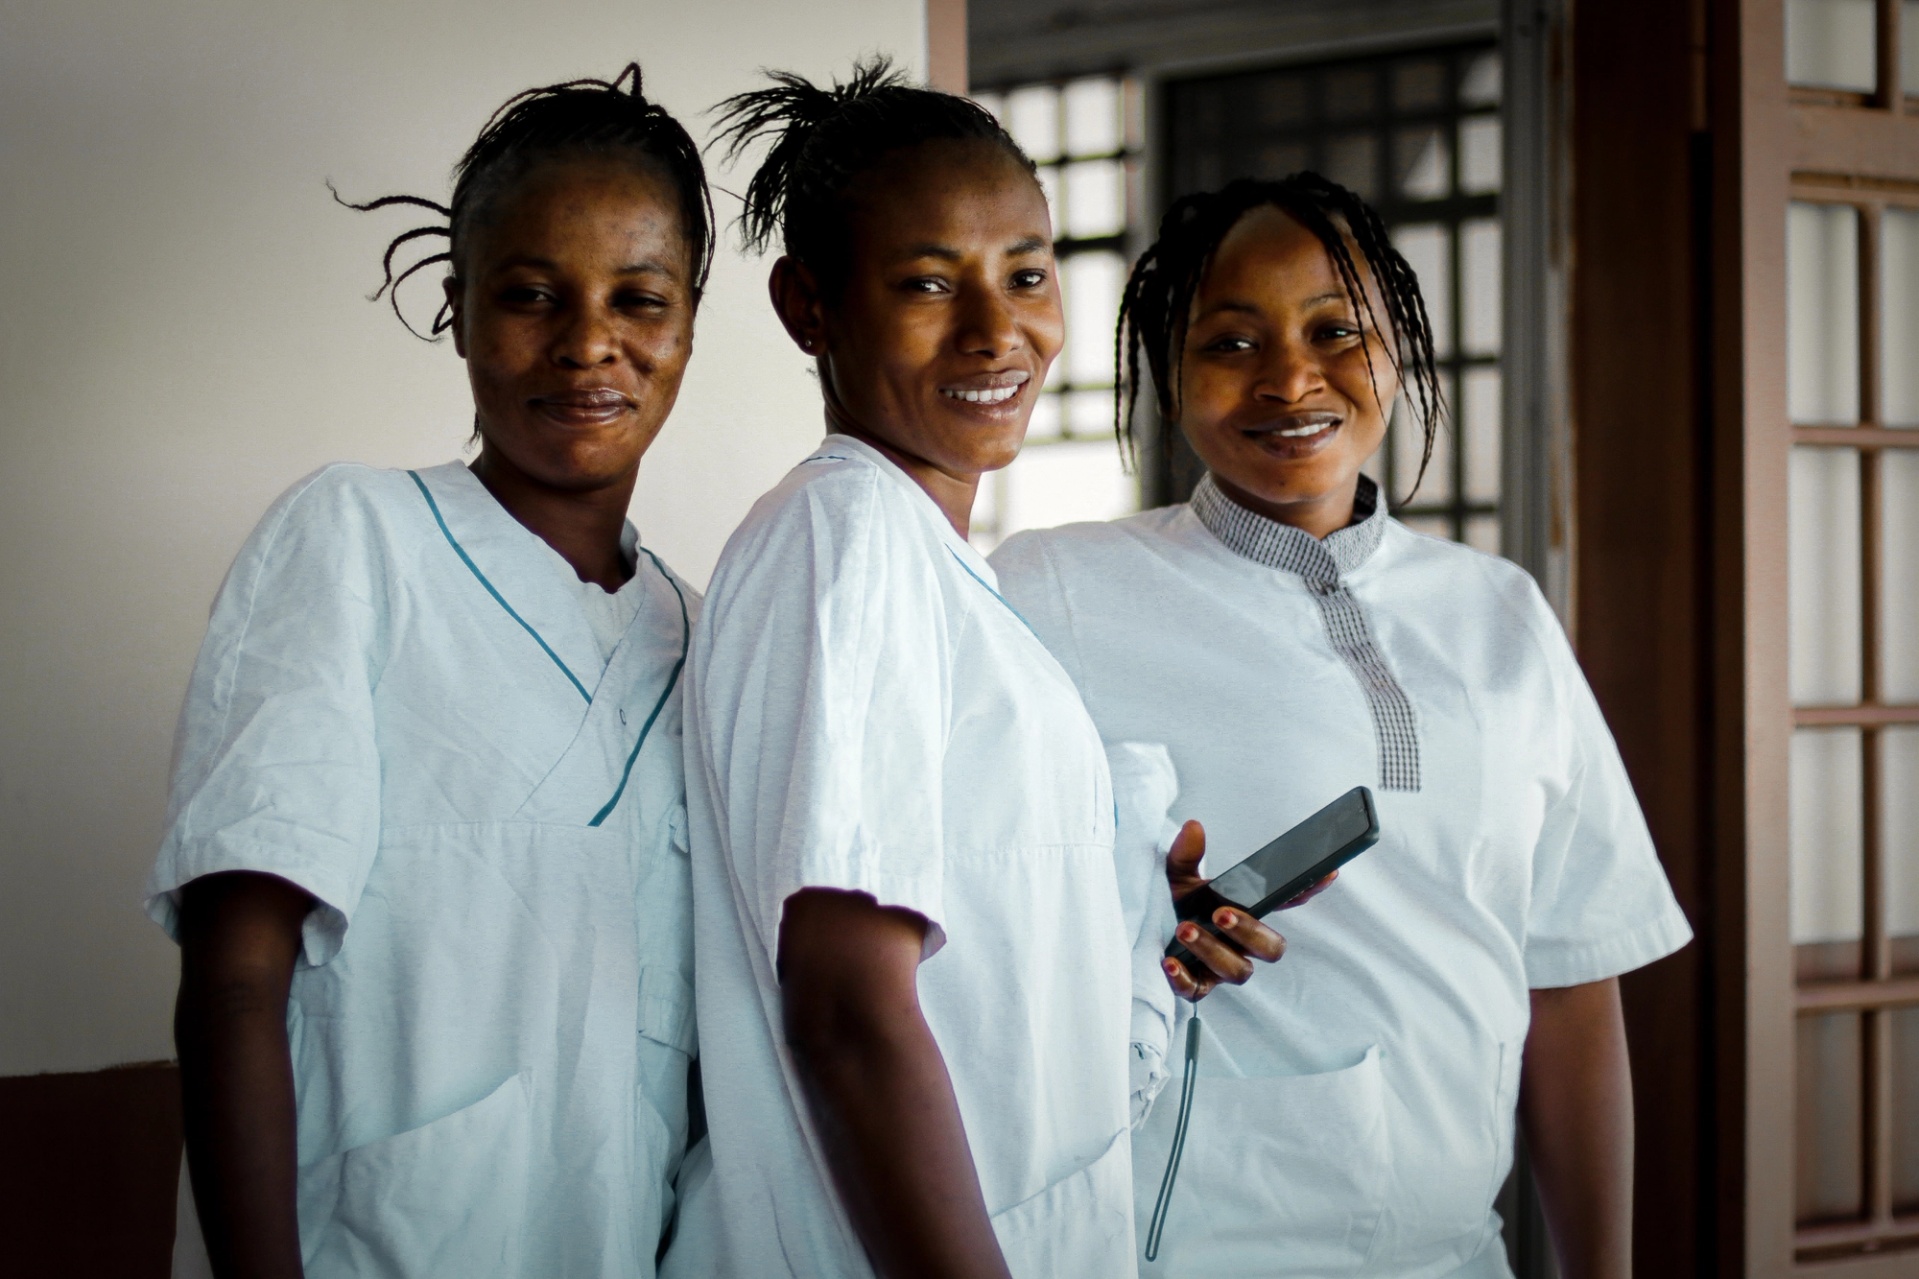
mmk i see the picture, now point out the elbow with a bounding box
[780,979,919,1084]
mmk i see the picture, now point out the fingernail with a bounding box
[1163,958,1179,975]
[1178,924,1197,942]
[1217,910,1237,928]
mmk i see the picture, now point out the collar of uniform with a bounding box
[1189,472,1386,582]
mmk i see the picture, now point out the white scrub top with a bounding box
[665,434,1136,1279]
[991,474,1692,1279]
[146,460,698,1279]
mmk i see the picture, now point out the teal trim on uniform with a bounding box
[589,548,689,827]
[945,545,1039,638]
[408,470,591,703]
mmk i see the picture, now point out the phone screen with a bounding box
[1208,789,1376,910]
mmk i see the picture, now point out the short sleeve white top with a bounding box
[673,435,1137,1278]
[991,478,1691,1279]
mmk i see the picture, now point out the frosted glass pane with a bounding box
[1462,219,1501,356]
[1000,439,1137,537]
[1465,514,1500,555]
[1907,3,1919,96]
[1062,78,1121,157]
[1885,727,1919,940]
[1796,1012,1864,1224]
[1006,86,1059,162]
[1396,126,1449,200]
[1460,50,1501,106]
[1062,251,1125,386]
[1394,377,1453,503]
[1062,160,1124,239]
[1791,727,1865,944]
[1787,0,1878,90]
[1393,60,1445,111]
[1393,223,1453,357]
[1790,446,1863,705]
[1326,133,1379,203]
[1460,117,1501,194]
[1789,203,1861,424]
[972,92,1003,124]
[1064,388,1114,436]
[1463,366,1502,502]
[1884,449,1919,701]
[1884,209,1919,427]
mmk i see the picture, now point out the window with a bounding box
[1783,1,1919,1259]
[970,76,1143,551]
[1161,42,1504,552]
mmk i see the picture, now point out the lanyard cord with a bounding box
[1143,1014,1203,1262]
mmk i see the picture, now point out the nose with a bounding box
[551,301,619,369]
[955,282,1022,361]
[1256,335,1325,403]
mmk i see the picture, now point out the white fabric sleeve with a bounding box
[145,468,387,966]
[1105,741,1183,1127]
[1522,587,1693,988]
[690,468,952,962]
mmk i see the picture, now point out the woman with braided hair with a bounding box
[665,58,1286,1279]
[147,65,711,1278]
[990,177,1691,1277]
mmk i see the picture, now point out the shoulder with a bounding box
[703,449,947,627]
[992,506,1188,587]
[1377,520,1547,613]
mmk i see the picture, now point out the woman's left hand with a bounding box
[1161,819,1333,1001]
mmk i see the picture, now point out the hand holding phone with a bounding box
[1165,787,1379,980]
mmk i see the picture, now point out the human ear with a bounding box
[443,275,468,358]
[768,256,827,357]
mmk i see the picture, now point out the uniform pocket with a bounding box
[638,964,695,1056]
[1135,1045,1388,1278]
[302,1073,532,1279]
[990,1128,1136,1279]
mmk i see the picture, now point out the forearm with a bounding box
[1518,978,1633,1279]
[175,874,310,1279]
[788,1004,1011,1279]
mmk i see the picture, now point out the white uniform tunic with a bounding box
[146,461,698,1279]
[669,434,1136,1278]
[991,474,1692,1279]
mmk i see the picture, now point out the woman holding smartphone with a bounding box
[667,61,1283,1279]
[148,68,709,1278]
[991,175,1691,1279]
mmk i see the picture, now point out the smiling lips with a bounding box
[531,387,633,425]
[939,370,1030,407]
[1247,411,1340,440]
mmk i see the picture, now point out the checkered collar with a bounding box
[1189,472,1387,582]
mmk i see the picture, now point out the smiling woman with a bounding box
[150,66,714,1279]
[664,57,1284,1279]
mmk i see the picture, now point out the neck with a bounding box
[825,400,979,540]
[1211,472,1362,541]
[469,448,637,592]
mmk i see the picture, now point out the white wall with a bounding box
[0,0,925,1076]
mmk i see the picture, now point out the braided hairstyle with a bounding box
[712,56,1034,292]
[1117,173,1445,503]
[338,64,715,340]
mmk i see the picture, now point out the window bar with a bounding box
[1878,0,1904,107]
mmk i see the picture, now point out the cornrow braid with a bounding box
[336,63,715,340]
[1116,173,1445,505]
[711,55,1034,292]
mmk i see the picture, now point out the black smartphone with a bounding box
[1165,786,1379,975]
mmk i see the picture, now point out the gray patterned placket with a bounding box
[1190,473,1421,793]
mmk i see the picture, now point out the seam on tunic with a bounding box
[589,548,690,827]
[1190,473,1421,792]
[407,469,591,703]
